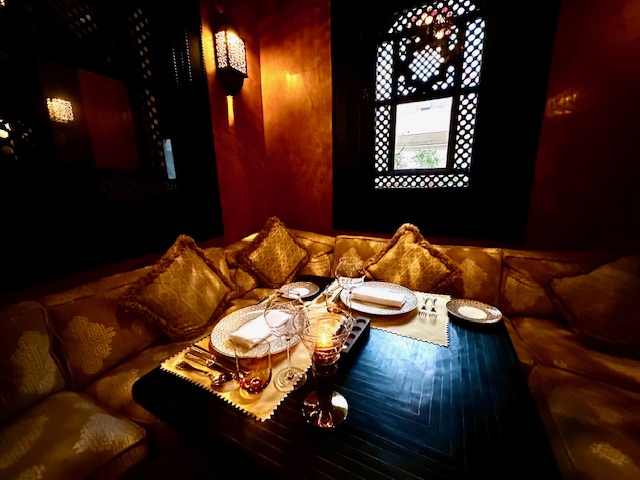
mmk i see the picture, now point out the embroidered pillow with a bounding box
[237,217,310,288]
[548,253,640,358]
[120,235,236,341]
[364,223,461,292]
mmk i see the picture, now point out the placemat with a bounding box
[161,334,311,422]
[307,285,450,347]
[369,292,450,347]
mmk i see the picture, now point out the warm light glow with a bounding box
[47,97,74,123]
[215,30,247,75]
[319,332,330,348]
[0,118,9,139]
[285,72,301,91]
[546,90,579,117]
[201,23,215,80]
[227,96,235,127]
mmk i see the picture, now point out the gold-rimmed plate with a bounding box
[340,281,418,316]
[279,281,319,299]
[210,304,295,357]
[446,299,503,324]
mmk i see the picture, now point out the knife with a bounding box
[188,345,237,370]
[184,352,237,376]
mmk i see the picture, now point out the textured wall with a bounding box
[259,0,334,235]
[208,0,640,251]
[525,0,640,250]
[202,0,270,245]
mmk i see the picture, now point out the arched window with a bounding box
[331,0,560,242]
[373,1,485,190]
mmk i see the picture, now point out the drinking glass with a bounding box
[300,307,354,428]
[334,256,365,310]
[234,339,272,399]
[263,294,308,392]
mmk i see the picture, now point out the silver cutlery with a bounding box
[428,297,438,322]
[189,345,237,370]
[184,352,238,378]
[175,360,235,387]
[419,296,430,316]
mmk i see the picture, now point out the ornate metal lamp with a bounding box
[214,27,248,96]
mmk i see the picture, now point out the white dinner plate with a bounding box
[279,281,320,299]
[210,304,294,357]
[340,281,418,316]
[446,299,503,324]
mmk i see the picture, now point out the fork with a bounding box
[419,296,430,316]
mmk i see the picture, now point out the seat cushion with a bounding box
[529,366,640,480]
[121,235,236,341]
[0,391,148,480]
[84,340,195,426]
[0,301,67,423]
[507,316,640,394]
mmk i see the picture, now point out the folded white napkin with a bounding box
[351,286,406,308]
[228,311,290,348]
[229,316,271,348]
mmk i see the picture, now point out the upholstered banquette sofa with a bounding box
[1,217,638,480]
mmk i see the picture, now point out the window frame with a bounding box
[373,1,484,191]
[331,0,561,242]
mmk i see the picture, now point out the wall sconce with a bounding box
[46,97,74,123]
[214,27,248,96]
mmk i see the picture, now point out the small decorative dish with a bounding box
[446,299,503,325]
[279,281,320,299]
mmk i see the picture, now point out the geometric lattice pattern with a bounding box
[127,6,168,179]
[364,224,461,292]
[374,1,484,190]
[238,217,310,288]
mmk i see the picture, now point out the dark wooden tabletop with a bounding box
[133,310,560,479]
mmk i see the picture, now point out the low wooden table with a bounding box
[133,313,560,479]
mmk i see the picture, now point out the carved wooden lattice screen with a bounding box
[373,1,485,190]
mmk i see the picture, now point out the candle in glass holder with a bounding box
[313,324,337,364]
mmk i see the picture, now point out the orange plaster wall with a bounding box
[259,0,334,235]
[526,0,640,250]
[201,0,270,245]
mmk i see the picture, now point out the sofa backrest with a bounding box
[498,248,618,320]
[39,267,165,389]
[333,234,502,305]
[0,301,68,422]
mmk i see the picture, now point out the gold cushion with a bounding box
[289,229,335,278]
[0,301,67,423]
[528,366,640,480]
[237,217,310,288]
[549,254,640,358]
[363,223,461,292]
[499,249,615,320]
[120,235,236,341]
[42,280,164,390]
[436,245,503,305]
[0,391,148,479]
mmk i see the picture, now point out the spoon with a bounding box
[176,361,235,387]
